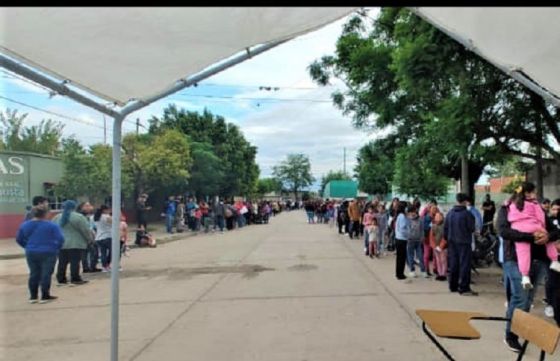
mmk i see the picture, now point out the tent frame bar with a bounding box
[1,38,287,361]
[409,7,560,108]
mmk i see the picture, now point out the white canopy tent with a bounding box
[2,7,560,360]
[0,7,357,361]
[411,7,560,107]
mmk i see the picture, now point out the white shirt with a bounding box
[94,214,112,240]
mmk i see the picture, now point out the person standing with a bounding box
[94,205,113,272]
[213,198,225,233]
[348,199,361,240]
[430,211,448,281]
[394,201,410,280]
[16,207,64,303]
[407,206,427,278]
[376,204,388,257]
[77,202,100,273]
[498,197,557,352]
[161,195,177,234]
[444,193,477,296]
[53,200,93,286]
[362,206,375,256]
[135,193,151,229]
[482,194,496,234]
[24,196,50,221]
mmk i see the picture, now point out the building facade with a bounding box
[0,151,63,238]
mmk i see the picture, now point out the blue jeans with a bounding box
[83,242,99,270]
[503,259,548,336]
[378,230,385,254]
[237,214,245,228]
[26,252,57,299]
[166,214,175,233]
[364,231,369,253]
[407,240,425,272]
[306,211,315,223]
[96,238,112,268]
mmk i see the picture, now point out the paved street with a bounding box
[1,211,551,361]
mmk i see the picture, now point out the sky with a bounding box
[0,8,490,191]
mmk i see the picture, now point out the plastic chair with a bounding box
[416,309,560,360]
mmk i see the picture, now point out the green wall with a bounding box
[0,151,63,215]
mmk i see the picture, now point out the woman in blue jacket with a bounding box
[16,207,65,303]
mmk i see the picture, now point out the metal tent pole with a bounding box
[110,115,124,361]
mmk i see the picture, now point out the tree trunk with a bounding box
[461,153,469,196]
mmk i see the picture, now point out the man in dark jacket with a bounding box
[498,198,560,352]
[444,193,477,296]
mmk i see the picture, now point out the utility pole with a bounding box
[343,147,346,175]
[103,115,107,144]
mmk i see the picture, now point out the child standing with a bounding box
[508,182,560,289]
[362,206,375,256]
[368,218,379,258]
[430,211,447,281]
[407,206,427,278]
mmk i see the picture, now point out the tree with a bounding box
[320,170,350,196]
[0,108,64,155]
[149,105,260,197]
[354,136,398,197]
[138,129,192,194]
[188,141,225,198]
[255,177,283,197]
[272,153,315,200]
[56,139,133,204]
[309,8,560,197]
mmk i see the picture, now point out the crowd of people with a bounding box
[144,194,290,234]
[16,193,290,305]
[305,182,560,353]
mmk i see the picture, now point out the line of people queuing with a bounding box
[150,194,285,234]
[16,197,156,304]
[306,182,560,354]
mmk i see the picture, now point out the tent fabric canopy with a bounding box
[0,7,356,105]
[413,7,560,104]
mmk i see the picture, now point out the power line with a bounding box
[0,94,107,130]
[1,69,54,95]
[173,93,334,103]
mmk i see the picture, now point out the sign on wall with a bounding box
[0,155,27,204]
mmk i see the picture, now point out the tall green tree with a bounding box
[320,170,351,196]
[354,136,398,197]
[309,8,560,196]
[149,105,259,197]
[272,153,315,200]
[0,108,64,155]
[188,141,225,198]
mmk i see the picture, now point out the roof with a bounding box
[413,7,560,106]
[0,7,356,106]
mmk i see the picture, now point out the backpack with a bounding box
[409,217,422,241]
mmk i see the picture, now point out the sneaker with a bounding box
[407,271,417,278]
[521,276,533,290]
[91,268,102,273]
[504,337,522,353]
[550,260,560,273]
[29,298,38,304]
[421,272,429,278]
[39,295,58,304]
[504,301,508,308]
[545,305,555,318]
[57,281,68,287]
[102,267,110,273]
